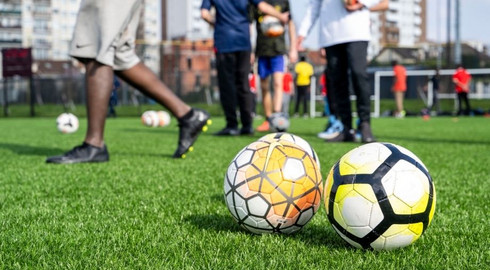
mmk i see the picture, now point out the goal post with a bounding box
[310,68,490,118]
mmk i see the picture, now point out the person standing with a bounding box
[250,0,298,132]
[282,67,294,114]
[107,76,120,118]
[46,0,211,163]
[317,66,344,140]
[201,0,289,136]
[427,69,441,115]
[248,69,258,118]
[293,56,314,118]
[298,0,388,143]
[452,64,472,116]
[391,60,407,118]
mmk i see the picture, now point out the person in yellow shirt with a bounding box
[294,56,314,117]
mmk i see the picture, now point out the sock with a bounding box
[178,108,194,122]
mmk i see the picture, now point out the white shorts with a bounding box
[69,0,142,70]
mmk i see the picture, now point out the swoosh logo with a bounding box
[263,141,283,171]
[75,43,91,48]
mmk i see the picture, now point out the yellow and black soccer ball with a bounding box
[325,142,436,250]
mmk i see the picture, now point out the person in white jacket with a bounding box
[298,0,388,143]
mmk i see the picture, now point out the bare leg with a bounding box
[84,61,114,147]
[115,62,190,118]
[394,91,404,114]
[260,77,272,118]
[272,72,284,113]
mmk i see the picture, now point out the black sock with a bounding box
[179,109,194,122]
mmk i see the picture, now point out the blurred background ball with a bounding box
[269,112,290,132]
[141,110,160,127]
[258,132,321,170]
[325,142,436,250]
[224,139,322,234]
[56,113,79,134]
[156,110,171,127]
[260,15,284,37]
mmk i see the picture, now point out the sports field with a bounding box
[0,115,488,269]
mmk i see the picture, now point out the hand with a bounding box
[344,2,364,12]
[297,36,305,52]
[279,12,290,24]
[250,53,255,66]
[320,48,326,57]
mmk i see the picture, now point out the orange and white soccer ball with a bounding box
[224,139,322,234]
[260,15,284,37]
[325,142,436,250]
[141,110,159,127]
[56,113,79,134]
[156,110,171,127]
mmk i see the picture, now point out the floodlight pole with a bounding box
[446,0,452,67]
[436,0,442,69]
[454,0,461,65]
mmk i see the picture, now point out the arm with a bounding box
[297,0,322,50]
[257,2,289,24]
[453,77,470,92]
[288,19,298,63]
[250,23,256,65]
[345,0,389,12]
[368,0,389,12]
[201,8,215,27]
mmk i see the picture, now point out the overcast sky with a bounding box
[290,0,490,49]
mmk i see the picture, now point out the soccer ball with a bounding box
[224,139,322,234]
[141,110,160,127]
[324,142,436,250]
[269,112,290,132]
[260,15,284,37]
[258,132,321,170]
[56,113,79,133]
[156,110,171,127]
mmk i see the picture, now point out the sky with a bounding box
[290,0,490,50]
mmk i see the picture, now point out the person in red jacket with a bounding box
[391,60,407,118]
[282,69,294,114]
[452,64,472,116]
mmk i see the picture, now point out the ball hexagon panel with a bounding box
[334,184,384,238]
[296,208,314,226]
[370,223,423,250]
[339,143,392,176]
[247,195,271,218]
[235,149,255,168]
[381,160,430,215]
[282,158,306,181]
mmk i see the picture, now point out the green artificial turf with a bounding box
[0,115,489,269]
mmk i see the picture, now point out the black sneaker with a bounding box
[240,126,254,136]
[325,129,355,143]
[359,121,376,143]
[173,108,211,159]
[46,142,109,164]
[213,127,239,136]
